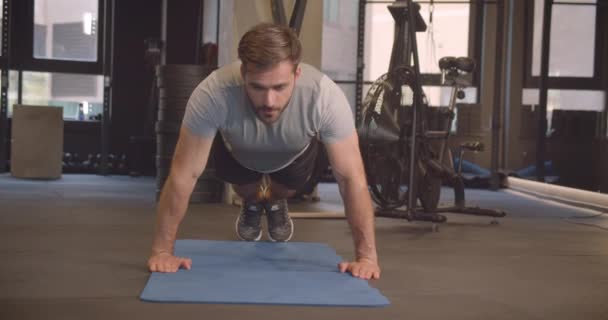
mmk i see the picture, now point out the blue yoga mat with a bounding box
[140,240,389,307]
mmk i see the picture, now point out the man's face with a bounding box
[241,60,301,124]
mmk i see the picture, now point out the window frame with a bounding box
[362,1,481,87]
[523,1,604,90]
[10,0,106,75]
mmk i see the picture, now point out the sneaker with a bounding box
[235,201,264,241]
[264,199,294,242]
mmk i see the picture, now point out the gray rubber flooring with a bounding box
[1,174,607,319]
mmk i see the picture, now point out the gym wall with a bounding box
[218,0,323,69]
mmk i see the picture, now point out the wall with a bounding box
[218,0,323,68]
[504,0,526,170]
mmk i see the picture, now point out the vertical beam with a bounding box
[100,0,115,175]
[160,0,167,65]
[355,0,366,125]
[470,0,485,94]
[0,0,11,172]
[17,70,22,104]
[161,0,201,65]
[478,1,486,101]
[501,0,515,170]
[490,0,505,190]
[600,3,608,137]
[195,0,204,64]
[406,0,422,215]
[536,0,553,182]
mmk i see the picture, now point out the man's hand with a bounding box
[148,252,192,273]
[338,258,381,280]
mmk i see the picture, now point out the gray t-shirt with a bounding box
[182,61,354,173]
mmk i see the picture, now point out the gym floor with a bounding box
[1,174,607,319]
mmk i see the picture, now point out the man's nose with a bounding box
[263,90,276,106]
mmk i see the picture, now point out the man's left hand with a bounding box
[338,258,381,280]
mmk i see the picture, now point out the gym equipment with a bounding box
[140,240,389,306]
[155,64,223,203]
[358,0,505,226]
[270,0,307,35]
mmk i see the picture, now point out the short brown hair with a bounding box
[238,23,302,70]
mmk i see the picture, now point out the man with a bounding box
[148,23,380,280]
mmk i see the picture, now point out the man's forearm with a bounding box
[151,174,196,255]
[338,177,378,262]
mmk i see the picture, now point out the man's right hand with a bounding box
[148,252,192,273]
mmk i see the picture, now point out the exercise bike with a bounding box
[357,0,505,229]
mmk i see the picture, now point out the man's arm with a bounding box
[324,130,380,280]
[148,126,214,272]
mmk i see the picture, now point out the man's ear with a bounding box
[294,65,302,80]
[240,63,246,80]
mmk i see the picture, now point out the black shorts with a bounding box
[213,135,320,191]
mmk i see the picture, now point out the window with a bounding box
[361,0,478,127]
[522,89,605,112]
[521,89,605,138]
[523,0,604,137]
[531,0,597,77]
[525,0,602,88]
[16,0,105,75]
[322,0,358,81]
[34,0,99,62]
[17,71,103,120]
[364,1,472,81]
[322,1,359,111]
[3,0,107,120]
[423,86,477,107]
[7,71,18,114]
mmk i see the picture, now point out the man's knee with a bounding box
[235,176,298,202]
[267,178,297,200]
[232,179,264,202]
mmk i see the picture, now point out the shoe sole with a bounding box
[235,214,262,242]
[267,218,294,242]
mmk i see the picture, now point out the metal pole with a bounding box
[17,70,22,104]
[161,0,167,65]
[406,0,423,215]
[600,3,608,138]
[490,0,505,190]
[100,0,115,175]
[270,0,287,26]
[0,0,11,173]
[195,0,204,64]
[502,0,514,169]
[355,0,366,125]
[536,0,553,182]
[288,0,307,36]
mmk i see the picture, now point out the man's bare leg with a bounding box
[232,179,264,203]
[267,178,296,201]
[232,176,296,202]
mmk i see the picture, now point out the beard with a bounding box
[255,105,284,124]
